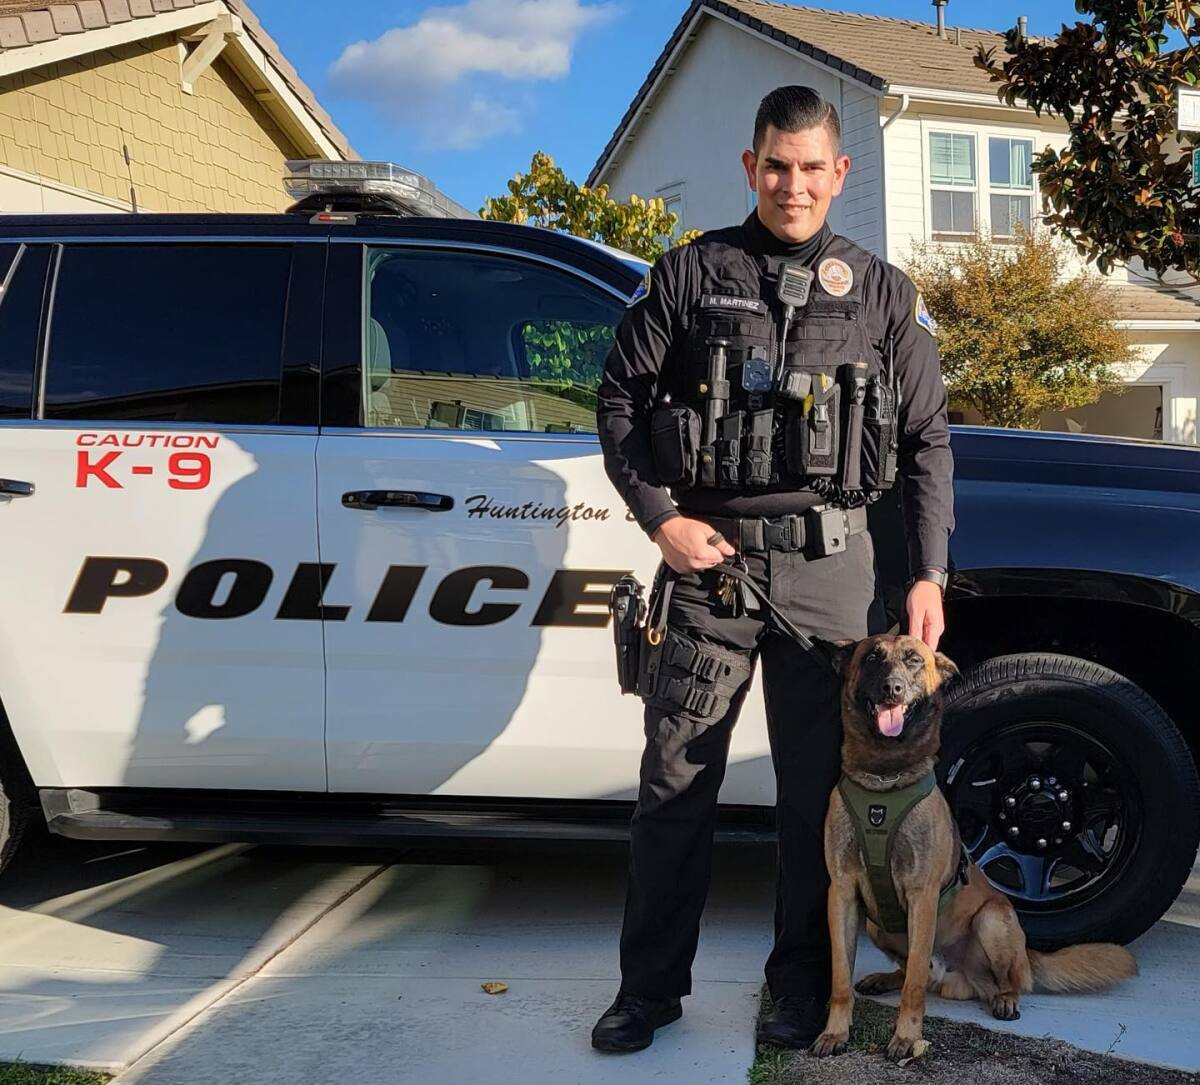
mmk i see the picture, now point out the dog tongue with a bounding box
[876,705,905,737]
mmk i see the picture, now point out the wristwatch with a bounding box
[907,567,949,595]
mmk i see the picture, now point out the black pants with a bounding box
[619,532,879,1001]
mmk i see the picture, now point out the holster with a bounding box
[609,574,647,695]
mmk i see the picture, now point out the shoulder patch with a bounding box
[628,269,652,307]
[914,293,938,337]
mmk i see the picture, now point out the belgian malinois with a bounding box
[812,634,1137,1062]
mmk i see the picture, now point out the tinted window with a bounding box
[44,245,293,424]
[364,247,623,434]
[0,244,50,420]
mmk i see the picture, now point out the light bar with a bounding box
[283,160,475,219]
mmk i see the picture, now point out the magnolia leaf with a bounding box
[481,982,509,995]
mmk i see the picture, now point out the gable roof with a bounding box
[0,0,354,160]
[588,0,1012,186]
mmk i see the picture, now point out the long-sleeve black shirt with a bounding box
[596,213,955,573]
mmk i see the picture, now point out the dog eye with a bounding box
[868,647,886,663]
[904,651,923,667]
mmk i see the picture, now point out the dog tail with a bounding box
[1028,944,1137,993]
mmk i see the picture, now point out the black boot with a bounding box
[591,990,683,1052]
[755,994,828,1049]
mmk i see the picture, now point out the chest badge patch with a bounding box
[915,293,938,336]
[818,258,853,297]
[628,269,652,307]
[868,804,887,828]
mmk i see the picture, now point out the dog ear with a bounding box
[934,651,960,688]
[825,638,859,677]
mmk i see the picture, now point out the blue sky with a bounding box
[248,0,1085,212]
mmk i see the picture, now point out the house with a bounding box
[0,0,354,214]
[588,0,1200,445]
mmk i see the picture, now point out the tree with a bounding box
[906,230,1137,428]
[480,151,700,262]
[976,0,1200,279]
[482,152,700,399]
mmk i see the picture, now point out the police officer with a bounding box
[592,85,954,1053]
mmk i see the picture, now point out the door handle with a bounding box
[342,490,454,512]
[0,479,34,497]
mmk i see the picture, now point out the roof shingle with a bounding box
[1108,282,1200,323]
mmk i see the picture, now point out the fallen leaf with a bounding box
[481,981,509,995]
[897,1039,931,1066]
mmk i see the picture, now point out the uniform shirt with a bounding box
[596,213,955,573]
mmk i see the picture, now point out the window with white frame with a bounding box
[929,132,977,240]
[657,181,686,244]
[988,137,1034,237]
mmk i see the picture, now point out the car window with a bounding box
[364,246,623,434]
[0,244,50,420]
[43,244,293,425]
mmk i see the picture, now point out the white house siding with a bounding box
[838,83,883,254]
[601,14,880,238]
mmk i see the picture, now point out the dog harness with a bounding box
[837,769,970,934]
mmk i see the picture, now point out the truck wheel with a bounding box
[938,653,1199,949]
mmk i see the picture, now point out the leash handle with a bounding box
[710,561,837,671]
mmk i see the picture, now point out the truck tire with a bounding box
[938,652,1199,949]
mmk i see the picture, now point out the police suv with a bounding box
[1,162,1197,953]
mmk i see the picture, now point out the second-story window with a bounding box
[989,137,1034,238]
[929,132,977,241]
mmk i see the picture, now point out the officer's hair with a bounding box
[753,86,842,153]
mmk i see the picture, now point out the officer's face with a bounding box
[741,124,850,243]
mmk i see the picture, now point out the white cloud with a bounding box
[329,0,616,150]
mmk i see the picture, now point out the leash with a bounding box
[706,560,839,673]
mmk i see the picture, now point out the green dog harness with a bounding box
[837,769,970,934]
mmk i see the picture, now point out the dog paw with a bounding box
[810,1032,849,1058]
[855,971,903,995]
[886,1032,923,1062]
[990,994,1021,1021]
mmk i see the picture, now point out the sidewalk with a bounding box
[0,834,1195,1083]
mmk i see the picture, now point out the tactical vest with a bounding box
[837,770,969,934]
[649,231,899,507]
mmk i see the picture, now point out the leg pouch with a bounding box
[640,627,752,722]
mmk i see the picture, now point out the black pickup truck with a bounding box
[892,426,1200,949]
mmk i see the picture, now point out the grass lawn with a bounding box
[0,1063,111,1085]
[750,993,1199,1085]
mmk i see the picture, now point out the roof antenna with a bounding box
[932,0,948,38]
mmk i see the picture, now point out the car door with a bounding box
[316,236,774,804]
[0,236,328,792]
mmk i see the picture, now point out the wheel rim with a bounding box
[941,720,1140,912]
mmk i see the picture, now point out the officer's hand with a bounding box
[652,516,737,574]
[906,581,945,651]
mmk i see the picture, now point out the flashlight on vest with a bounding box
[773,261,815,386]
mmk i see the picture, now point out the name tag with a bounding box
[699,294,767,315]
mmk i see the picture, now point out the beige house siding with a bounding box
[0,31,303,213]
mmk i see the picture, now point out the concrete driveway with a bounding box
[0,831,1195,1084]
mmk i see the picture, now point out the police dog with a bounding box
[812,634,1137,1062]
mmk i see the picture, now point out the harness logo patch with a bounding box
[868,804,887,828]
[915,293,938,336]
[817,258,853,297]
[628,269,652,307]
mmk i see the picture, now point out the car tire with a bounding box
[938,652,1199,950]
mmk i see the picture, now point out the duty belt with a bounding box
[700,505,869,556]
